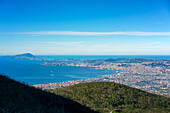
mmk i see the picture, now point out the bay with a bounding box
[0,55,169,85]
[0,58,114,85]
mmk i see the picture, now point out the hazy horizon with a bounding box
[1,53,170,56]
[0,0,170,55]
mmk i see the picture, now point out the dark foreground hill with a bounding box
[0,75,97,113]
[50,82,170,113]
[0,75,169,113]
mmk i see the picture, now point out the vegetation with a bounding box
[0,74,169,113]
[0,75,97,113]
[50,82,170,113]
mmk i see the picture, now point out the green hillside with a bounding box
[0,74,169,113]
[0,75,97,113]
[50,82,170,113]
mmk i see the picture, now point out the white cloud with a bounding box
[2,31,170,36]
[146,42,166,45]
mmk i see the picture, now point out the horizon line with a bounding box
[1,54,170,56]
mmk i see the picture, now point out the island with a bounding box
[2,53,36,60]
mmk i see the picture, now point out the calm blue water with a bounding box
[0,57,114,85]
[0,55,169,85]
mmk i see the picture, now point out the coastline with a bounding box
[33,58,170,96]
[1,56,169,96]
[31,73,170,97]
[31,74,113,90]
[33,58,170,97]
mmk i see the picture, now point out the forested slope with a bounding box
[50,82,170,113]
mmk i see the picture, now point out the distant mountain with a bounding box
[0,75,98,113]
[51,82,170,113]
[3,53,36,59]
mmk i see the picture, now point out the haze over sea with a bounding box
[0,55,170,85]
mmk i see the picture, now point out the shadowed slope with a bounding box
[0,75,98,113]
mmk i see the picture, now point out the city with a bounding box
[33,58,170,96]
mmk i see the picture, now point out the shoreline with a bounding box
[31,73,170,97]
[32,58,170,97]
[31,74,113,90]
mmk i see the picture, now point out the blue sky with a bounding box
[0,0,170,55]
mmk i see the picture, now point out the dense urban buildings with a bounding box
[33,58,170,96]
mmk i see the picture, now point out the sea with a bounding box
[0,55,170,85]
